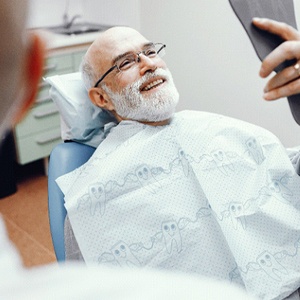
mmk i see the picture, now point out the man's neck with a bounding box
[113,112,171,126]
[140,119,171,126]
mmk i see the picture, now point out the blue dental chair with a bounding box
[47,141,95,261]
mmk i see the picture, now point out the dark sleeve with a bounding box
[64,215,84,261]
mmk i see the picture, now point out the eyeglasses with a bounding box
[93,43,166,87]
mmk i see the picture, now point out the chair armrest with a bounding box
[48,141,95,261]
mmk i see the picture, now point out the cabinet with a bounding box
[13,48,88,165]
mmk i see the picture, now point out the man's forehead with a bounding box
[87,27,150,71]
[104,27,147,42]
[103,27,149,53]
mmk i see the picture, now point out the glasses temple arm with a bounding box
[94,65,118,87]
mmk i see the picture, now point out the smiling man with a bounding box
[81,27,179,126]
[57,26,300,300]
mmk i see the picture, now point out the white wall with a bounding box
[81,0,140,30]
[140,0,300,147]
[27,0,140,29]
[27,0,83,28]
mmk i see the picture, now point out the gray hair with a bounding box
[80,55,98,90]
[80,30,107,90]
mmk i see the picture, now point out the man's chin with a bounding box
[138,108,176,123]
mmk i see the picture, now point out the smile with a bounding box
[142,79,165,91]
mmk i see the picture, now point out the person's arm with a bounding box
[252,18,300,100]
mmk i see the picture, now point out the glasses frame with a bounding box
[93,43,166,88]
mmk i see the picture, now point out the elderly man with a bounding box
[57,25,300,300]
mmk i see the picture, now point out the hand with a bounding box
[252,17,300,100]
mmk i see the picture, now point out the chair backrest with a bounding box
[48,141,95,261]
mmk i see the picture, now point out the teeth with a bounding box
[144,79,163,91]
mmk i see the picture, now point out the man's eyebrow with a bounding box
[111,42,154,66]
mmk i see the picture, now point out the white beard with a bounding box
[102,68,179,122]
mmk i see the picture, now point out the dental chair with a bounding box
[48,141,95,261]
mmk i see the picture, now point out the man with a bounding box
[57,25,300,299]
[0,1,255,299]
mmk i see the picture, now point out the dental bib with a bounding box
[57,110,300,300]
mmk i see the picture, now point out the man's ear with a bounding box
[89,87,115,111]
[14,33,45,123]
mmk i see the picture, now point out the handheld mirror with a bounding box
[228,0,300,125]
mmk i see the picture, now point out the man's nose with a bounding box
[138,54,157,75]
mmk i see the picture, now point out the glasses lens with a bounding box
[143,44,166,58]
[116,43,166,72]
[117,54,136,71]
[143,44,158,57]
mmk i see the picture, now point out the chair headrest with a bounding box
[45,72,116,148]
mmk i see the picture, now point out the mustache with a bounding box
[129,68,171,91]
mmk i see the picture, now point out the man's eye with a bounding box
[144,49,157,56]
[119,59,134,70]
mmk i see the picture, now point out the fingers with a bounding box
[260,41,300,77]
[252,18,300,41]
[264,62,300,92]
[263,74,300,101]
[252,18,300,100]
[252,18,300,77]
